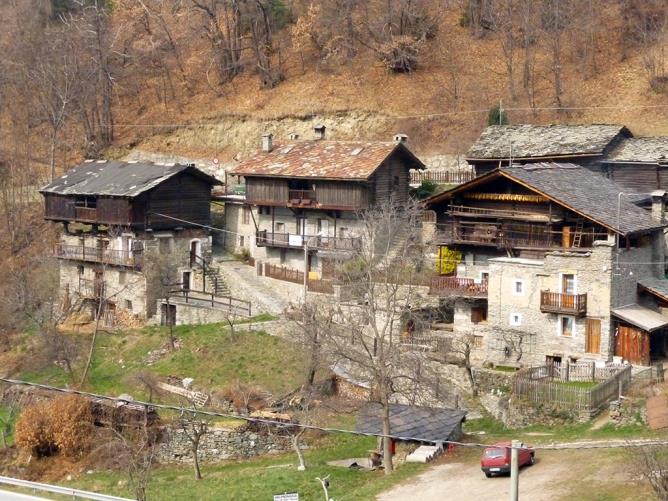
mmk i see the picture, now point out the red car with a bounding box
[481,441,535,477]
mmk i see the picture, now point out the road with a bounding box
[0,490,49,500]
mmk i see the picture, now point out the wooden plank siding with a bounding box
[246,177,371,209]
[147,174,212,230]
[246,177,289,204]
[371,156,410,205]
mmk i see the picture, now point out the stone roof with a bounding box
[638,278,668,303]
[230,140,424,180]
[467,124,628,160]
[611,304,668,332]
[426,163,666,236]
[355,403,466,444]
[40,160,219,197]
[605,137,668,163]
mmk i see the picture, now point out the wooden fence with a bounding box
[263,263,335,294]
[410,170,475,185]
[512,364,632,414]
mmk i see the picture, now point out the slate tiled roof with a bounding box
[467,124,628,160]
[355,403,466,444]
[605,137,668,163]
[611,304,668,332]
[40,160,219,197]
[230,140,424,180]
[501,163,664,235]
[638,278,668,302]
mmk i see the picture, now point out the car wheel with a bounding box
[484,472,492,478]
[529,454,535,465]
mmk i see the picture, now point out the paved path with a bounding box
[0,490,49,500]
[215,258,301,316]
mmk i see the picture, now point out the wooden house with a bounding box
[220,127,425,276]
[424,163,668,366]
[41,160,224,322]
[466,124,630,176]
[601,137,668,193]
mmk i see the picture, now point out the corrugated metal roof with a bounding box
[230,140,424,180]
[611,304,668,332]
[40,160,219,197]
[605,137,668,163]
[467,124,627,160]
[356,403,466,444]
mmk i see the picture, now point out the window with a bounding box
[480,271,490,282]
[275,222,285,233]
[259,206,271,215]
[473,335,483,348]
[560,316,575,337]
[471,306,488,324]
[239,236,245,247]
[561,273,576,294]
[393,175,400,187]
[509,313,522,326]
[339,227,349,238]
[242,206,250,225]
[513,279,524,295]
[124,299,133,311]
[77,265,84,276]
[118,271,127,285]
[74,195,97,208]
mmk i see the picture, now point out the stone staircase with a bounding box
[405,445,443,463]
[203,264,230,296]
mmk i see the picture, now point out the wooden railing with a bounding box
[264,263,335,294]
[169,288,252,317]
[56,244,142,269]
[447,204,557,222]
[288,189,317,204]
[540,291,587,316]
[410,170,474,185]
[256,231,362,251]
[429,276,488,297]
[74,206,97,221]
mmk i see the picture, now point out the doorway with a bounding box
[161,304,176,326]
[190,240,201,266]
[182,271,191,291]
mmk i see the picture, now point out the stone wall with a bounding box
[157,425,292,463]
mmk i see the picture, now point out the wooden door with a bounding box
[190,241,198,266]
[161,304,176,326]
[616,325,650,365]
[585,318,601,354]
[182,271,191,291]
[93,270,104,298]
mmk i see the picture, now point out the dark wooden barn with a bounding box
[40,160,219,230]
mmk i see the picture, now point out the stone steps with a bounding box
[405,445,443,463]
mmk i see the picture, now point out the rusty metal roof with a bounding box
[40,160,219,197]
[230,140,424,180]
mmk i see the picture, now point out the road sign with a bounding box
[273,493,299,501]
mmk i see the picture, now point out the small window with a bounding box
[472,336,483,348]
[77,265,84,276]
[560,316,575,337]
[393,175,400,187]
[124,299,133,311]
[118,271,127,285]
[74,195,97,208]
[158,238,172,255]
[513,279,524,295]
[480,271,489,282]
[509,313,522,326]
[471,306,488,324]
[275,222,285,233]
[242,207,250,225]
[339,227,349,238]
[259,206,271,215]
[239,236,245,247]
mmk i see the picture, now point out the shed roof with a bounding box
[355,403,466,444]
[611,304,668,332]
[604,137,668,163]
[230,140,425,180]
[426,163,665,236]
[467,124,628,160]
[638,278,668,303]
[40,160,219,197]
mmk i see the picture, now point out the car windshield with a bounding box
[484,448,506,458]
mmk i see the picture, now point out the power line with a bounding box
[1,377,666,452]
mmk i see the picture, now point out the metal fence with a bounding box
[0,475,133,501]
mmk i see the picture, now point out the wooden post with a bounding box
[591,361,596,382]
[564,359,570,381]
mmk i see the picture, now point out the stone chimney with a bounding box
[261,133,273,153]
[651,190,666,223]
[288,132,300,140]
[314,125,326,140]
[394,133,408,144]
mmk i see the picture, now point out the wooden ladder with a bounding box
[572,218,585,248]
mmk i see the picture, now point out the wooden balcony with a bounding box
[74,207,98,222]
[446,204,561,223]
[56,244,143,269]
[429,276,488,298]
[288,189,317,206]
[540,291,587,317]
[256,231,362,251]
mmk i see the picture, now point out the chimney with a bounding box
[314,125,326,140]
[261,133,273,153]
[652,190,666,223]
[288,132,300,140]
[394,133,408,144]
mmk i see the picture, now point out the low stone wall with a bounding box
[472,368,515,394]
[609,398,647,426]
[157,425,292,464]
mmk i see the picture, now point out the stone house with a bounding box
[219,126,425,277]
[467,124,630,176]
[425,163,668,366]
[40,160,223,323]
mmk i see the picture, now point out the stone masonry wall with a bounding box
[157,426,292,463]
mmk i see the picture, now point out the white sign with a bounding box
[288,234,304,247]
[273,494,299,501]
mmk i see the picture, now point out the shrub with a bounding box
[14,395,93,459]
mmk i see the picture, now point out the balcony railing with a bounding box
[256,231,362,251]
[429,276,488,297]
[540,291,587,316]
[74,207,97,221]
[56,244,143,269]
[288,189,317,206]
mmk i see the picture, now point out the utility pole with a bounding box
[510,439,520,501]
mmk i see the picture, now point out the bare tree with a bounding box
[177,403,210,480]
[635,445,668,500]
[540,0,571,108]
[287,301,334,388]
